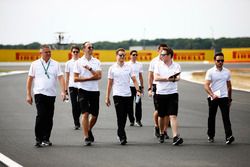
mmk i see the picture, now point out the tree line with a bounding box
[0,38,250,51]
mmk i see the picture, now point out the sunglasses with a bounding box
[132,54,138,56]
[88,46,94,49]
[216,59,224,63]
[73,51,79,54]
[118,54,125,57]
[160,54,169,56]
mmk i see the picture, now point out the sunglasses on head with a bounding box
[216,59,224,63]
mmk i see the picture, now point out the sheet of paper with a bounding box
[210,90,221,100]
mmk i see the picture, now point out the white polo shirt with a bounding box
[73,56,101,91]
[108,63,135,97]
[148,55,161,84]
[154,61,181,95]
[127,61,143,87]
[205,66,231,98]
[28,58,63,96]
[65,58,78,88]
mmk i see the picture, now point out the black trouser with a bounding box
[113,96,131,140]
[69,87,81,127]
[207,97,233,139]
[128,87,142,123]
[34,94,56,142]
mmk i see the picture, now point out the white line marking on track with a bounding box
[0,153,23,167]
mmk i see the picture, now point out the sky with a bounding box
[0,0,250,45]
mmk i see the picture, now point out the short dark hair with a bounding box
[70,45,80,52]
[116,48,126,55]
[214,52,224,60]
[157,43,168,50]
[40,44,51,52]
[130,50,137,55]
[162,47,174,58]
[82,41,90,49]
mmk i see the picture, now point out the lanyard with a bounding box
[41,60,50,79]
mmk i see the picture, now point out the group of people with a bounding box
[26,42,235,147]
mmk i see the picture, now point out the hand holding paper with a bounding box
[211,90,221,100]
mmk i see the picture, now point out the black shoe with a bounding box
[135,121,143,127]
[173,136,183,146]
[154,127,160,138]
[35,141,43,148]
[74,126,80,130]
[164,131,169,139]
[118,136,127,145]
[226,136,235,145]
[120,138,127,145]
[88,130,94,142]
[84,138,92,146]
[208,137,214,143]
[159,134,165,143]
[130,122,134,126]
[42,140,52,146]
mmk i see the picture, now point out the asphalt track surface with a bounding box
[0,63,250,167]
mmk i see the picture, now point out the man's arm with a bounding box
[26,76,33,105]
[139,72,144,92]
[89,70,102,80]
[65,72,70,92]
[74,70,102,82]
[58,75,66,100]
[204,80,218,100]
[148,71,154,97]
[154,73,175,82]
[105,79,113,107]
[131,76,141,95]
[227,80,232,102]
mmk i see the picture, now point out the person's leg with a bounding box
[158,116,166,135]
[153,111,159,127]
[44,96,55,142]
[78,89,91,145]
[157,94,167,143]
[88,91,100,142]
[167,93,183,145]
[135,87,142,125]
[69,87,81,128]
[170,115,178,137]
[219,98,233,139]
[89,91,100,129]
[127,87,135,125]
[34,94,46,145]
[113,96,127,142]
[163,116,170,139]
[207,98,219,139]
[82,112,89,138]
[153,93,160,137]
[39,96,55,146]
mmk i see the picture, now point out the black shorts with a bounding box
[78,89,100,117]
[152,84,158,111]
[157,93,179,117]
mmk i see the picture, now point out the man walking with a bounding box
[65,45,81,130]
[26,44,66,147]
[74,42,102,146]
[127,50,144,127]
[204,52,235,144]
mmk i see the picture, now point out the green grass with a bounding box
[0,69,10,72]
